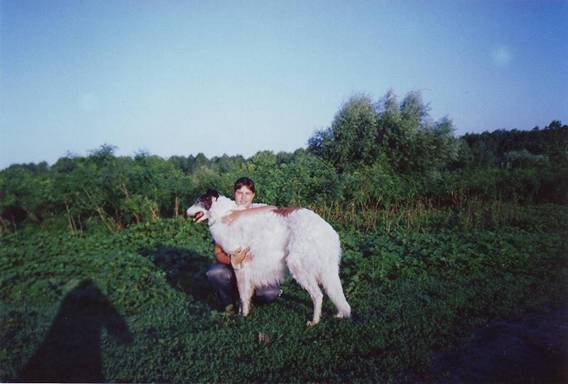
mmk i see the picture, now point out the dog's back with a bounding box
[227,208,341,286]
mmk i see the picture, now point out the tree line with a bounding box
[1,90,567,233]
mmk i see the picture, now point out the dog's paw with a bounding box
[306,320,320,326]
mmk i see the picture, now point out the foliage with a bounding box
[462,120,568,168]
[1,205,566,382]
[308,90,460,174]
[1,91,566,232]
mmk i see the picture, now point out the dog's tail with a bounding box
[321,266,351,318]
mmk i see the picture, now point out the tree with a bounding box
[308,94,378,172]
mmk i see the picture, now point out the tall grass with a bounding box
[311,197,550,233]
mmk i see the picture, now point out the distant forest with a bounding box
[1,91,567,232]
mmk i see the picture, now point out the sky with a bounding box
[1,0,567,169]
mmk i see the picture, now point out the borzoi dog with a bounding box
[186,189,351,325]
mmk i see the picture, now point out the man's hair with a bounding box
[233,177,255,194]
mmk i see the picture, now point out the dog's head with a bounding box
[186,189,219,223]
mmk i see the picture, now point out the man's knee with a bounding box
[255,285,281,304]
[206,264,233,286]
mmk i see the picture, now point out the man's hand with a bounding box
[230,247,252,269]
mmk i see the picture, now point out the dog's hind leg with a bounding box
[320,267,351,319]
[303,277,323,326]
[288,265,323,326]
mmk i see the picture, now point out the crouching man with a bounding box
[205,177,281,310]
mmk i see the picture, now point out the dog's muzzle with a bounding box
[191,211,207,223]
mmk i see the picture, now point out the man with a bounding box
[204,177,281,310]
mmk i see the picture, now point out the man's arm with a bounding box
[214,243,252,266]
[214,243,231,265]
[222,205,277,224]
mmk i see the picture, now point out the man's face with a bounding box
[234,186,255,208]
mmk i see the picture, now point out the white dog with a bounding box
[186,189,351,325]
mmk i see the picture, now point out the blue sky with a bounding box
[1,0,567,169]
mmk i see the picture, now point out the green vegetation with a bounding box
[1,90,567,382]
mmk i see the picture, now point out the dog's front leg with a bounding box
[234,269,254,316]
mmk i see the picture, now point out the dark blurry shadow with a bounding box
[18,279,132,383]
[140,245,215,307]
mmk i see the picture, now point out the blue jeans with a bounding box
[206,264,281,308]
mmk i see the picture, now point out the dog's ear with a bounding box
[206,189,219,199]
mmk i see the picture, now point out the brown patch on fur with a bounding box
[273,207,299,217]
[200,196,213,210]
[199,189,219,210]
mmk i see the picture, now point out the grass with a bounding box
[1,204,567,382]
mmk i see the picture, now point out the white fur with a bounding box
[187,195,351,325]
